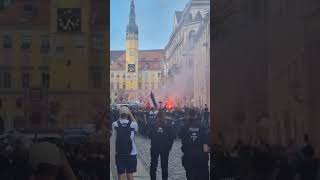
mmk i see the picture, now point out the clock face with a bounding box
[129,51,135,56]
[57,8,81,32]
[128,64,136,73]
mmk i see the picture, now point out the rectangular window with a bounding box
[111,73,114,78]
[22,72,30,88]
[40,35,50,54]
[21,35,31,50]
[3,35,12,48]
[3,72,11,89]
[74,36,86,55]
[42,72,50,88]
[116,82,120,90]
[122,83,126,90]
[23,4,34,17]
[111,82,114,90]
[54,37,64,54]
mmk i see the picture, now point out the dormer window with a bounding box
[186,13,193,23]
[143,63,150,70]
[117,63,122,70]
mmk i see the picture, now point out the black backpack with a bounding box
[115,121,134,155]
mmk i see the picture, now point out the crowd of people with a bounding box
[111,105,320,180]
[111,105,211,180]
[212,135,319,180]
[0,131,108,180]
[111,105,210,136]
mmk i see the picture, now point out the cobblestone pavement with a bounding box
[135,135,186,180]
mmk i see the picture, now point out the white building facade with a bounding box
[164,0,210,107]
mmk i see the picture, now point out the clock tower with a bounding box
[125,0,139,101]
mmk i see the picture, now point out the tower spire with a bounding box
[126,0,139,35]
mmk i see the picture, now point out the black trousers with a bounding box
[150,148,170,180]
[182,154,209,180]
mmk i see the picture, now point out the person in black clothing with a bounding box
[179,108,210,180]
[148,111,175,180]
[252,141,275,180]
[296,134,318,180]
[0,149,11,180]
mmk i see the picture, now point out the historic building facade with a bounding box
[163,0,210,107]
[110,50,163,104]
[212,0,320,156]
[0,0,107,133]
[110,0,163,105]
[192,13,210,108]
[267,0,320,153]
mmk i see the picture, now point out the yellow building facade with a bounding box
[0,0,107,133]
[110,50,163,104]
[110,0,163,105]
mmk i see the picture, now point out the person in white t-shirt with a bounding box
[112,106,138,180]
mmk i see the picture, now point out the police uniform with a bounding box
[179,120,209,180]
[149,120,175,180]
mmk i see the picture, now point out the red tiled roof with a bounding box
[0,0,50,27]
[110,50,125,63]
[110,50,163,71]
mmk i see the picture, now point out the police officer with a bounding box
[149,111,175,180]
[179,108,209,180]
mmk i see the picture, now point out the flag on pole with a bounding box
[149,91,157,108]
[145,101,151,109]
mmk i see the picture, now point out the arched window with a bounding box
[188,30,196,49]
[116,82,120,90]
[188,30,196,42]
